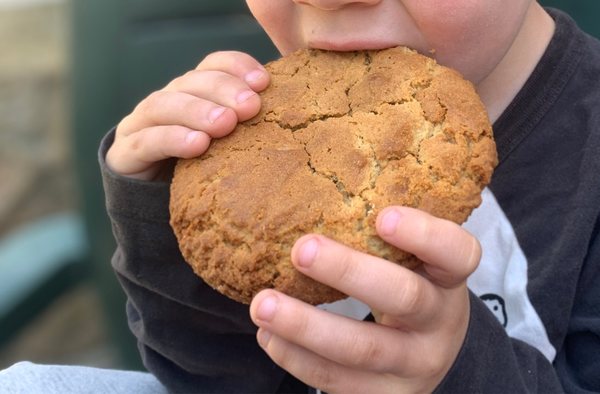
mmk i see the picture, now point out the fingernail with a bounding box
[236,90,256,104]
[185,131,201,144]
[257,329,272,348]
[245,69,265,83]
[208,106,226,124]
[297,238,319,268]
[380,209,401,236]
[257,295,278,322]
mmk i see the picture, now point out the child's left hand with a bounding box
[250,206,481,393]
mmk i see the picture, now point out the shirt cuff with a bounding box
[98,127,172,223]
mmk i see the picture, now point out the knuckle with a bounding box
[198,51,259,78]
[180,97,203,117]
[349,335,383,368]
[267,341,339,393]
[168,71,195,89]
[292,313,310,337]
[308,362,338,393]
[198,51,243,71]
[182,69,198,79]
[213,71,236,87]
[420,216,440,246]
[105,145,123,170]
[147,90,166,104]
[269,340,293,370]
[334,252,360,286]
[116,114,134,134]
[127,131,145,154]
[137,91,166,116]
[419,346,447,377]
[397,276,423,316]
[410,213,436,253]
[162,125,192,152]
[289,307,312,339]
[165,125,190,143]
[200,50,229,65]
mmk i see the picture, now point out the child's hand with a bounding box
[250,206,481,393]
[106,51,270,181]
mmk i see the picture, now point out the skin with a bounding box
[106,1,555,392]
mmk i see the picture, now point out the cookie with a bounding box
[169,47,497,305]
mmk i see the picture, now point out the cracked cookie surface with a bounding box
[169,47,497,305]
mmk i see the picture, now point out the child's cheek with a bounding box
[403,0,516,44]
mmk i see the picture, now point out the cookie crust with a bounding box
[169,47,497,305]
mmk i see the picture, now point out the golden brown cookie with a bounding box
[169,47,497,305]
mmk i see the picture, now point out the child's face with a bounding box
[246,0,533,84]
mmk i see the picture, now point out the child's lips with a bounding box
[307,39,399,52]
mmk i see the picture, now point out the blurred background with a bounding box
[0,0,598,373]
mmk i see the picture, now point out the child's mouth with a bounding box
[307,39,401,52]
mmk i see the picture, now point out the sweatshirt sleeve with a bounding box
[436,221,600,394]
[100,126,600,393]
[435,292,563,393]
[99,128,306,393]
[554,224,600,393]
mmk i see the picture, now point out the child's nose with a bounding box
[293,0,382,11]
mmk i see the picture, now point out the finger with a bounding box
[196,50,270,92]
[290,235,439,327]
[118,91,238,138]
[106,125,211,178]
[251,290,432,376]
[377,207,481,288]
[164,70,262,122]
[257,328,405,394]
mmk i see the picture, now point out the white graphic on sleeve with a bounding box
[464,188,556,361]
[480,293,508,327]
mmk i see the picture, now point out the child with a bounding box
[3,1,596,393]
[101,1,600,392]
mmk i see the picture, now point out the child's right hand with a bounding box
[106,51,270,181]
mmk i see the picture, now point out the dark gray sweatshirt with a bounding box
[100,9,600,393]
